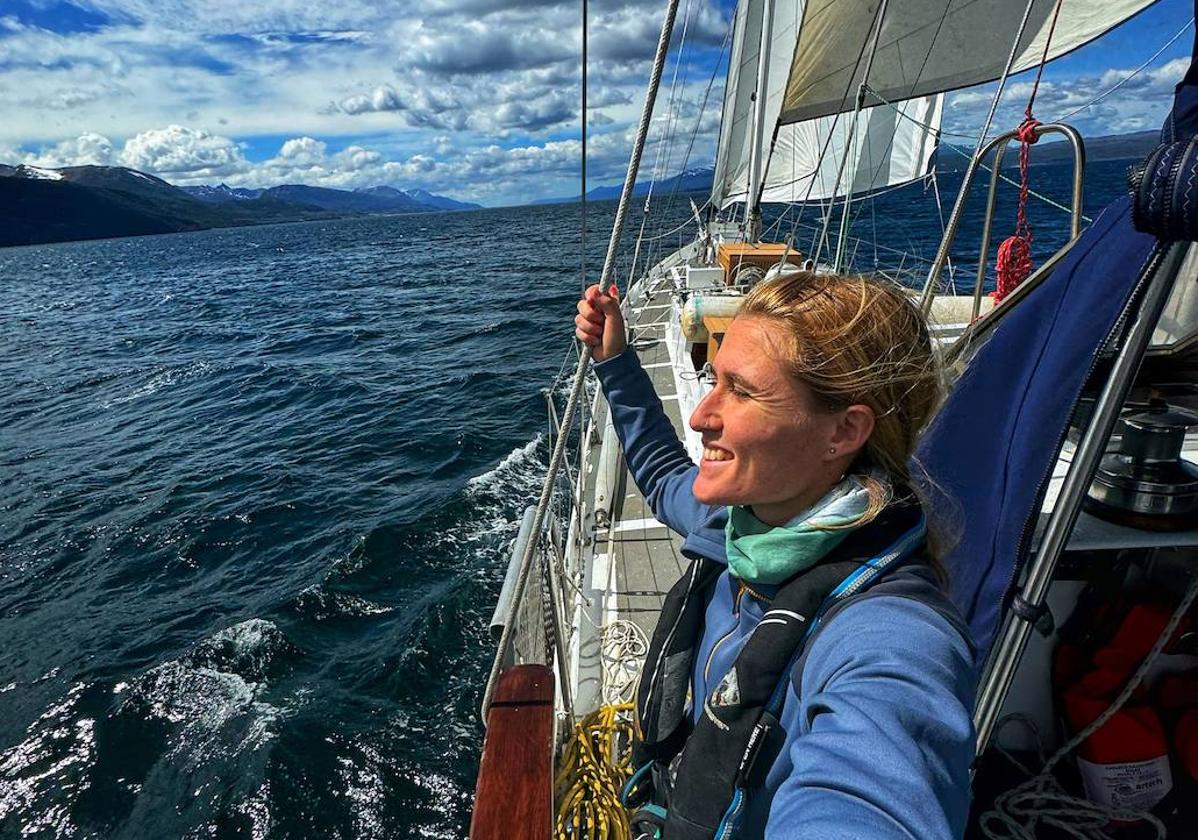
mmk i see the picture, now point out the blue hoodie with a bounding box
[594,350,976,839]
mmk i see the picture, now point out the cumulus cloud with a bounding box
[5,0,1186,206]
[277,136,328,164]
[493,91,577,129]
[119,125,250,178]
[945,57,1191,141]
[410,21,575,74]
[338,85,405,115]
[24,132,117,167]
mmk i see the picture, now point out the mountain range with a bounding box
[0,164,480,248]
[532,167,716,205]
[534,130,1163,206]
[0,129,1162,248]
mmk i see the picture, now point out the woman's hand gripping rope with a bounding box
[575,284,627,363]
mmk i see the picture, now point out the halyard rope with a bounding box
[994,0,1064,303]
[481,0,683,724]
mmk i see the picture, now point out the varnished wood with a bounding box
[471,665,555,840]
[703,315,736,362]
[716,241,802,282]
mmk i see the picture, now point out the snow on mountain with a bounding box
[181,183,263,202]
[15,165,64,181]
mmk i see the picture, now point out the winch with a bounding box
[1085,401,1198,530]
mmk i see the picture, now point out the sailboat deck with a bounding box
[603,292,689,641]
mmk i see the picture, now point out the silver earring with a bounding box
[828,447,837,454]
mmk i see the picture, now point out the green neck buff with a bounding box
[725,476,872,585]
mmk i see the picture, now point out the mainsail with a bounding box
[713,0,1159,210]
[713,0,942,209]
[781,0,1159,125]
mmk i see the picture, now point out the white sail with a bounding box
[713,0,942,209]
[719,97,942,208]
[781,0,1158,125]
[710,0,770,209]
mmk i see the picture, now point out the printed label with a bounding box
[1076,754,1173,812]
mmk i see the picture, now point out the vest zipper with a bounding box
[702,583,746,683]
[701,582,773,683]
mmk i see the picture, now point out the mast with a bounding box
[831,0,890,273]
[744,0,777,242]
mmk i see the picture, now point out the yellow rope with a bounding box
[554,703,637,840]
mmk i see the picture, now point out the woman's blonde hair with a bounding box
[738,271,949,566]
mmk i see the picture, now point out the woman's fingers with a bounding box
[576,297,604,324]
[575,312,601,334]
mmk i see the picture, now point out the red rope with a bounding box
[993,0,1064,304]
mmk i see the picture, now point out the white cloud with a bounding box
[4,0,1185,206]
[277,137,328,164]
[945,56,1191,142]
[24,132,116,167]
[332,145,383,170]
[118,125,250,178]
[338,85,405,115]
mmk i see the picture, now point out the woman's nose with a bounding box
[689,391,721,433]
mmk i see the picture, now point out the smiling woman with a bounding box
[574,272,974,838]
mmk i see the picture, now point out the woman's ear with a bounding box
[827,404,875,460]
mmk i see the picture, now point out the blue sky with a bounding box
[0,0,1193,206]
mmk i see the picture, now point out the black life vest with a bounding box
[624,502,930,839]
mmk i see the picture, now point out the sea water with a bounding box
[0,158,1136,838]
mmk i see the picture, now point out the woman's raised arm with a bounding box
[577,285,715,538]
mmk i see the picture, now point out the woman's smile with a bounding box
[701,442,733,462]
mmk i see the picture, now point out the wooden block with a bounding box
[716,242,803,283]
[470,665,555,840]
[703,315,736,362]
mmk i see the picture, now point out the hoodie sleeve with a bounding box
[593,350,713,538]
[765,596,976,839]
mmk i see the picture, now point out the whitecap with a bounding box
[465,434,544,494]
[0,683,95,837]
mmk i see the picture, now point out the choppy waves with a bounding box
[0,210,567,839]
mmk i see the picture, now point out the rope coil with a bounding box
[554,703,637,840]
[993,118,1040,302]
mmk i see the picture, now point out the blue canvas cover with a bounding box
[917,5,1198,663]
[915,202,1156,662]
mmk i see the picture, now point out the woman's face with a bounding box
[689,316,857,526]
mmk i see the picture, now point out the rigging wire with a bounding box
[805,0,952,268]
[581,0,588,294]
[866,86,1094,225]
[636,17,732,280]
[479,0,685,727]
[656,25,732,226]
[761,1,1180,279]
[974,0,1039,158]
[628,0,693,285]
[1054,18,1194,123]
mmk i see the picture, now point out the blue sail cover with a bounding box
[916,201,1155,661]
[916,6,1197,661]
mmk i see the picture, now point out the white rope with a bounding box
[480,0,683,725]
[600,620,650,705]
[978,570,1198,839]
